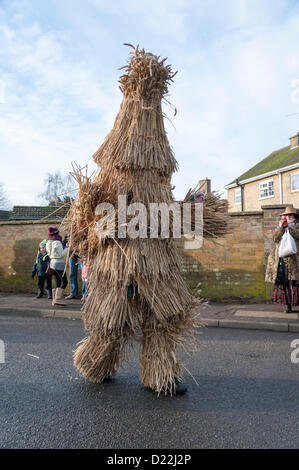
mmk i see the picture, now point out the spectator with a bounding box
[81,260,88,300]
[46,226,68,305]
[66,250,81,300]
[32,240,52,299]
[265,206,299,313]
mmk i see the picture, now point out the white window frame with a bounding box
[291,173,299,192]
[258,179,274,200]
[234,188,241,204]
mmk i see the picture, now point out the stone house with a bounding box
[225,133,299,212]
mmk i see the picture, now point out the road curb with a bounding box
[0,307,82,320]
[289,323,299,332]
[203,317,296,332]
[1,307,298,332]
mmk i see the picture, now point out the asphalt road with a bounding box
[0,313,298,449]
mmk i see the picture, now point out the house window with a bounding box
[259,180,274,199]
[235,188,241,204]
[291,173,299,192]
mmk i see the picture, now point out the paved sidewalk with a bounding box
[199,300,299,332]
[0,292,82,320]
[0,292,299,332]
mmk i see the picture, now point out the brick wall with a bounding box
[0,221,65,292]
[0,208,289,300]
[178,211,268,301]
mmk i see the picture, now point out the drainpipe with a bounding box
[278,171,283,204]
[235,178,244,212]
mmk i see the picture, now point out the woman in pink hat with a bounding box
[265,206,299,313]
[46,226,68,305]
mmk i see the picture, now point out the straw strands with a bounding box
[63,45,228,394]
[183,182,230,240]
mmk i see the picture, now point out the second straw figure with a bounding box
[65,45,228,395]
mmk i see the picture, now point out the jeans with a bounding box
[82,280,88,298]
[69,257,80,296]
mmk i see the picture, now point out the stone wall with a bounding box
[0,207,289,300]
[178,211,267,301]
[0,221,65,292]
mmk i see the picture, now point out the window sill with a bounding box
[258,195,275,200]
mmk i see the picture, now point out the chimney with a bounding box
[290,132,299,149]
[199,177,211,193]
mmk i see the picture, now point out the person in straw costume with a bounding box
[63,45,228,395]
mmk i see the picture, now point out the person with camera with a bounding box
[265,206,299,313]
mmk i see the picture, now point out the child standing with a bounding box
[32,240,52,299]
[81,260,88,300]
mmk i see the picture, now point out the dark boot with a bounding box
[103,372,112,382]
[284,304,292,313]
[46,289,52,299]
[35,290,43,299]
[146,379,188,396]
[169,380,188,395]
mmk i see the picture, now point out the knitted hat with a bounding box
[47,226,62,242]
[280,206,298,216]
[36,240,48,262]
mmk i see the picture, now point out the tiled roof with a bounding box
[11,206,69,221]
[229,145,299,185]
[0,210,11,220]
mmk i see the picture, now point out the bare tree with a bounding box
[38,172,77,205]
[0,182,10,210]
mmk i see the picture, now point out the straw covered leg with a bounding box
[73,330,124,383]
[140,326,182,395]
[139,308,201,395]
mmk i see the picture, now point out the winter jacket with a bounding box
[32,252,50,277]
[46,240,68,271]
[265,223,299,283]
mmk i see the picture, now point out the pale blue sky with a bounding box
[1,0,299,206]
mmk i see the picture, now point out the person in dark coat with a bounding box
[32,239,52,299]
[265,206,299,313]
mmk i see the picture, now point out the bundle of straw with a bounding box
[64,45,226,395]
[182,181,229,240]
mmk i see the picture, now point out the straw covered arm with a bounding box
[181,186,229,241]
[61,163,103,257]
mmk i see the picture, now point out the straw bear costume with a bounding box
[64,46,228,394]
